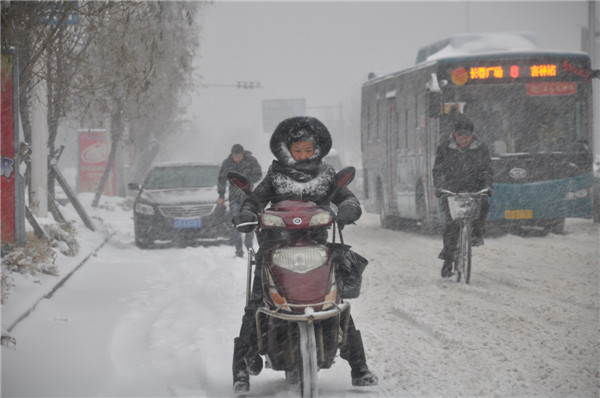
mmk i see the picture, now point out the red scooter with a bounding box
[228,168,356,398]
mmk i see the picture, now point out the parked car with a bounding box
[128,162,232,248]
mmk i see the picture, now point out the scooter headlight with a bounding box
[272,245,328,273]
[309,211,332,226]
[322,269,338,310]
[262,213,286,227]
[266,269,290,311]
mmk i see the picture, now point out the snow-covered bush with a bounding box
[1,233,58,280]
[0,270,14,305]
[44,222,80,257]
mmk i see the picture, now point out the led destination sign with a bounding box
[448,59,590,85]
[469,64,556,80]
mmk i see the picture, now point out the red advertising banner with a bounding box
[526,82,577,96]
[78,130,114,195]
[1,54,16,245]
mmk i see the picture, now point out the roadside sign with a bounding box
[78,130,115,196]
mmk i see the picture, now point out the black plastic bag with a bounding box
[328,243,369,299]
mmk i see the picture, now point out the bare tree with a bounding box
[65,1,202,207]
[2,1,204,207]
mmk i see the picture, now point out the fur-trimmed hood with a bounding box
[269,116,332,168]
[447,133,483,151]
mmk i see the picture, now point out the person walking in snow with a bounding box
[230,116,378,393]
[217,144,262,257]
[433,113,494,278]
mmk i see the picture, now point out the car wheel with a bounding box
[134,224,152,249]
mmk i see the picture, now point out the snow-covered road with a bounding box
[2,198,599,397]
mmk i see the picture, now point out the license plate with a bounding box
[505,209,533,219]
[174,218,202,229]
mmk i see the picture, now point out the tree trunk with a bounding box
[92,102,122,208]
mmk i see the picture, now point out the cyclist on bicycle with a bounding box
[433,113,493,278]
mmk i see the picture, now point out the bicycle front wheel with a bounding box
[456,222,472,283]
[464,224,472,284]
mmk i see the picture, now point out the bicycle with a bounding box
[439,189,491,284]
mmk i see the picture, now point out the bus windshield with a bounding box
[441,83,589,156]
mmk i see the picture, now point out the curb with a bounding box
[5,233,114,333]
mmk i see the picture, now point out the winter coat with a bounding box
[241,117,361,223]
[432,134,493,194]
[218,150,262,204]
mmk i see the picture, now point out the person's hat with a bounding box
[231,144,244,154]
[454,113,474,136]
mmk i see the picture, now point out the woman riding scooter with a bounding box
[231,116,378,393]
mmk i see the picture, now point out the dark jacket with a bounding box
[433,134,493,194]
[218,150,262,203]
[241,117,361,221]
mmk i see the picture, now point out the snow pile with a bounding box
[1,193,111,329]
[421,31,543,63]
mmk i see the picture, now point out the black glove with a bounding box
[233,211,257,233]
[337,200,361,228]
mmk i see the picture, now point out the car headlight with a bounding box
[135,202,155,215]
[309,211,332,226]
[563,187,591,200]
[262,213,286,227]
[272,245,328,273]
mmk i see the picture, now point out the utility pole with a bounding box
[30,65,48,217]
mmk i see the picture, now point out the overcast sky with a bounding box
[174,1,590,166]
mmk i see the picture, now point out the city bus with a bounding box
[361,32,597,234]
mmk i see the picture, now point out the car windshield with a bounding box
[144,165,219,189]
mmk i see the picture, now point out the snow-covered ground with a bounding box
[2,193,599,397]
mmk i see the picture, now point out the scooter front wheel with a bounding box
[298,321,318,398]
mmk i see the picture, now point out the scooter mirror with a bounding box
[335,166,355,188]
[227,171,251,193]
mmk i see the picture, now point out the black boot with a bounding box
[342,329,378,387]
[441,259,453,278]
[244,350,263,376]
[232,337,250,394]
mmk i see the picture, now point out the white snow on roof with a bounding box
[424,31,543,62]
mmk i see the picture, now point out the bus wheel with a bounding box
[545,218,565,235]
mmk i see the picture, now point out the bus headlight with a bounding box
[309,211,332,226]
[262,213,286,227]
[563,187,590,200]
